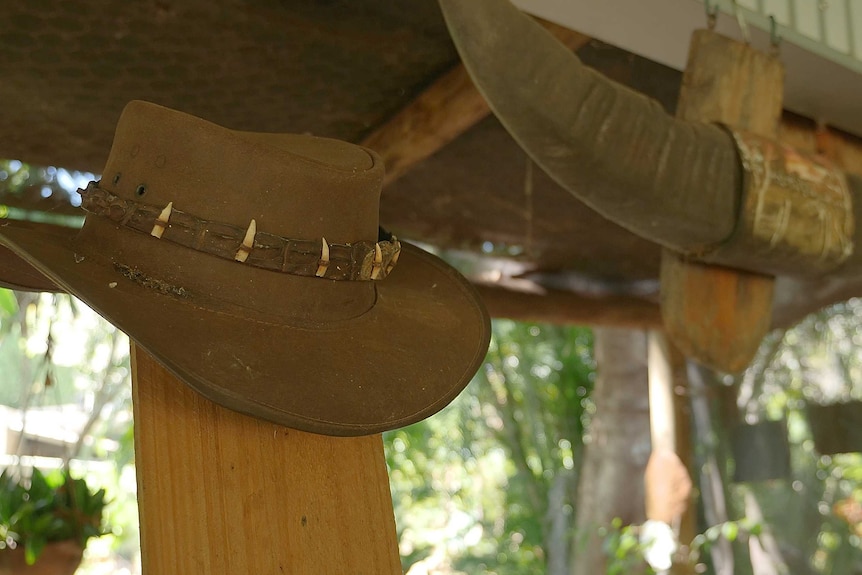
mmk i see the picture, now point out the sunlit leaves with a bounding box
[0,288,17,317]
[0,292,131,456]
[385,320,595,574]
[0,468,107,564]
[736,298,862,573]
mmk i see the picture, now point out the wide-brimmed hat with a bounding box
[0,101,490,436]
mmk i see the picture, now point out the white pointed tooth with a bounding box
[316,237,330,277]
[150,201,173,238]
[371,243,384,279]
[235,219,257,262]
[243,219,257,247]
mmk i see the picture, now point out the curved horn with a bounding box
[438,0,742,253]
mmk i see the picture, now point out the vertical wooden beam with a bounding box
[660,30,784,373]
[647,332,696,575]
[132,345,402,574]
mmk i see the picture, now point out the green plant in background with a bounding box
[598,517,766,574]
[600,518,654,575]
[385,321,595,575]
[0,468,108,565]
[0,285,137,572]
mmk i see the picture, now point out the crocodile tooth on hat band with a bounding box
[316,237,330,277]
[150,202,173,238]
[235,219,257,263]
[370,243,383,280]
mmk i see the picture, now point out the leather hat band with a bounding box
[79,181,401,281]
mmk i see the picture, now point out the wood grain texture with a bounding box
[131,345,402,575]
[362,19,591,188]
[675,30,783,133]
[661,29,782,373]
[661,260,774,372]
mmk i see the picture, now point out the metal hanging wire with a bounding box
[705,0,719,30]
[770,15,783,55]
[731,0,752,44]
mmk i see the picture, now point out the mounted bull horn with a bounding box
[438,0,858,278]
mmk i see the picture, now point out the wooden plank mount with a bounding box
[132,345,402,574]
[661,29,784,373]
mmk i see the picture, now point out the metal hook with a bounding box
[705,0,719,30]
[769,15,782,54]
[731,0,751,44]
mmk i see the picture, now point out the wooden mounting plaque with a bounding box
[661,29,783,373]
[132,345,402,574]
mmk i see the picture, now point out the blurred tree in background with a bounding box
[385,321,594,575]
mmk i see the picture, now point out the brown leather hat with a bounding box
[0,101,490,436]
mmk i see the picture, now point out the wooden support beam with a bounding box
[661,30,783,373]
[647,332,696,575]
[362,20,591,187]
[132,345,401,575]
[474,280,662,327]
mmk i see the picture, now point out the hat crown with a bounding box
[101,101,383,246]
[78,101,382,326]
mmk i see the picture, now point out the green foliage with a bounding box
[601,518,654,575]
[689,518,762,561]
[0,288,17,318]
[730,299,862,573]
[0,288,136,571]
[600,517,765,574]
[385,320,595,574]
[0,292,131,455]
[0,288,17,340]
[0,468,108,565]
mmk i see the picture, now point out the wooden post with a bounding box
[131,345,402,574]
[647,332,696,575]
[661,30,784,373]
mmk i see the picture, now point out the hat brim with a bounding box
[0,221,490,436]
[0,222,69,292]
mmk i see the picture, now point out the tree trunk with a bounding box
[688,362,754,575]
[570,328,652,574]
[545,469,575,575]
